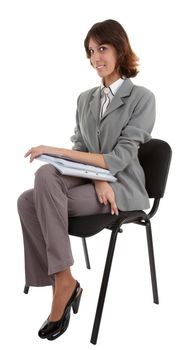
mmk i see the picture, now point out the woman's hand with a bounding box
[93,180,119,216]
[24,145,58,162]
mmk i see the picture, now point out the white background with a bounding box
[0,0,190,349]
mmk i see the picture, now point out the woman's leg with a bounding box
[33,164,89,276]
[18,164,111,332]
[49,268,76,321]
[17,165,89,287]
[17,189,55,287]
[49,181,111,322]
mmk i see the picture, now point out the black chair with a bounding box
[24,138,172,345]
[68,138,172,344]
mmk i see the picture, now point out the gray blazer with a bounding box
[71,78,156,211]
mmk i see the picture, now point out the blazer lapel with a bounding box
[101,79,134,121]
[88,79,134,123]
[89,87,101,120]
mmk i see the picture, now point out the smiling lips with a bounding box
[96,64,105,70]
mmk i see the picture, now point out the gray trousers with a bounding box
[17,164,110,287]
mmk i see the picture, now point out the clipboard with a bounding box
[37,154,117,182]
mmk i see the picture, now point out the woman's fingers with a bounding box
[102,196,108,205]
[24,149,32,157]
[99,194,118,215]
[94,182,118,215]
[24,149,35,162]
[98,196,107,205]
[108,195,118,215]
[111,201,119,216]
[24,146,44,162]
[99,196,103,204]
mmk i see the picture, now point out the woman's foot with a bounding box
[49,278,77,322]
[38,269,83,340]
[38,280,83,340]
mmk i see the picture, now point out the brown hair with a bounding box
[84,19,139,78]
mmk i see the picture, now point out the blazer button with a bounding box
[97,130,100,135]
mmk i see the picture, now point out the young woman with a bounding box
[17,19,156,340]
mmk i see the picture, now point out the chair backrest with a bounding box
[138,139,172,199]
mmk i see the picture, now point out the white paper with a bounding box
[37,154,117,182]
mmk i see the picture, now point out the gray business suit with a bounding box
[71,78,156,211]
[17,78,155,287]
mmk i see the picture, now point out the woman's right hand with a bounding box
[24,145,61,162]
[93,180,119,216]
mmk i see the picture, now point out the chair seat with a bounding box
[69,210,147,237]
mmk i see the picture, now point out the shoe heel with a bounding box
[72,289,83,314]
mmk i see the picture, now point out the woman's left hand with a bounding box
[93,180,119,215]
[25,145,57,162]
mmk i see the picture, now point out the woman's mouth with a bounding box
[96,64,105,70]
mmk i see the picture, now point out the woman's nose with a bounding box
[92,50,101,61]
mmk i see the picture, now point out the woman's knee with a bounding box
[17,189,33,214]
[35,164,56,188]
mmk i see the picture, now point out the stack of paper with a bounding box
[37,154,117,182]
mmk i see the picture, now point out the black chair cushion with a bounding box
[138,139,172,198]
[69,210,147,237]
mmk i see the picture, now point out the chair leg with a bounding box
[146,221,159,304]
[90,227,119,345]
[82,237,91,269]
[24,285,29,294]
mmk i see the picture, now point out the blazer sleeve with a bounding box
[103,90,156,175]
[70,96,88,152]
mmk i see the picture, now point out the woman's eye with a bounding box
[99,46,106,52]
[89,49,94,55]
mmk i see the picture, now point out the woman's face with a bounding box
[88,38,120,86]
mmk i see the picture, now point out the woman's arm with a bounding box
[59,148,107,169]
[25,145,118,215]
[103,90,156,175]
[25,145,107,169]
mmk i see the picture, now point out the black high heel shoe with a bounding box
[38,281,83,340]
